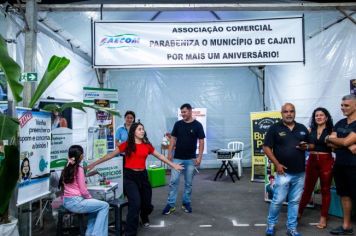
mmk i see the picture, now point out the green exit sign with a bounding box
[20,72,38,82]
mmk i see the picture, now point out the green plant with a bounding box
[0,33,120,223]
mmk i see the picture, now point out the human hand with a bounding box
[173,163,184,171]
[276,163,287,175]
[86,163,96,172]
[296,141,308,150]
[348,144,356,154]
[194,158,202,166]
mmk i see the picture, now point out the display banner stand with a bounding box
[250,111,280,182]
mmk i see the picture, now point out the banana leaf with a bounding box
[0,34,23,103]
[0,114,19,140]
[42,102,121,117]
[0,145,19,215]
[28,56,70,108]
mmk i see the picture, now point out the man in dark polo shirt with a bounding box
[327,94,356,235]
[162,103,205,215]
[263,103,309,236]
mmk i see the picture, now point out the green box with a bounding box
[147,167,166,188]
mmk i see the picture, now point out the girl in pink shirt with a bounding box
[60,145,109,236]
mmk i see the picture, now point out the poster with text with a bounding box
[250,111,281,182]
[39,100,73,170]
[93,17,304,68]
[96,157,123,197]
[17,108,51,205]
[83,87,118,151]
[177,108,207,154]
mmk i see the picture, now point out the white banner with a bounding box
[93,17,304,68]
[178,108,207,154]
[17,108,51,205]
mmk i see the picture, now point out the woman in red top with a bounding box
[88,122,183,236]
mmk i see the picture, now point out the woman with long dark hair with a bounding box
[298,107,334,229]
[88,122,183,236]
[60,145,109,236]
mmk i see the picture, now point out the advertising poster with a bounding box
[250,111,281,182]
[178,108,207,154]
[83,87,118,151]
[17,108,51,205]
[96,157,123,197]
[94,99,114,150]
[39,100,73,170]
[93,139,107,159]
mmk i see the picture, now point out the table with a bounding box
[212,149,241,183]
[87,182,119,201]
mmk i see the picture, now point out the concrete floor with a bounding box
[35,168,354,236]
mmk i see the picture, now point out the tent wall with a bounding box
[5,16,99,152]
[107,67,262,167]
[265,19,356,126]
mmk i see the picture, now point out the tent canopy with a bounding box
[0,2,355,167]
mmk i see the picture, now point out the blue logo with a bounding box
[99,34,140,48]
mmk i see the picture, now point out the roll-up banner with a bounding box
[39,99,73,171]
[17,108,51,206]
[250,111,281,182]
[93,16,304,68]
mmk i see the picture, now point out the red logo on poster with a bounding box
[19,111,33,128]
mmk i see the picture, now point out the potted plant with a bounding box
[0,34,119,235]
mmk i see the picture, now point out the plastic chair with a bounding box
[227,141,244,177]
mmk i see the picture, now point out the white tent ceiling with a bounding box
[0,1,355,167]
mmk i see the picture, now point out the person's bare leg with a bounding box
[317,216,327,229]
[341,196,353,229]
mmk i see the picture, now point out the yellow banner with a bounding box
[250,111,281,182]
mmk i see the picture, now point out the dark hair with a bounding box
[59,145,84,189]
[124,110,136,121]
[180,103,192,110]
[309,107,333,134]
[125,122,151,157]
[21,157,31,179]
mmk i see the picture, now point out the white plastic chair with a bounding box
[227,141,244,177]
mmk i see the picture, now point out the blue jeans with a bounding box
[167,159,195,206]
[63,196,109,236]
[267,172,305,230]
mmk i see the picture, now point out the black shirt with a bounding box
[172,119,205,160]
[264,121,309,173]
[310,128,332,153]
[334,118,356,166]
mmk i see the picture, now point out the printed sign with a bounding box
[250,111,281,182]
[39,100,73,170]
[20,72,38,82]
[93,17,304,68]
[83,87,118,104]
[17,108,51,205]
